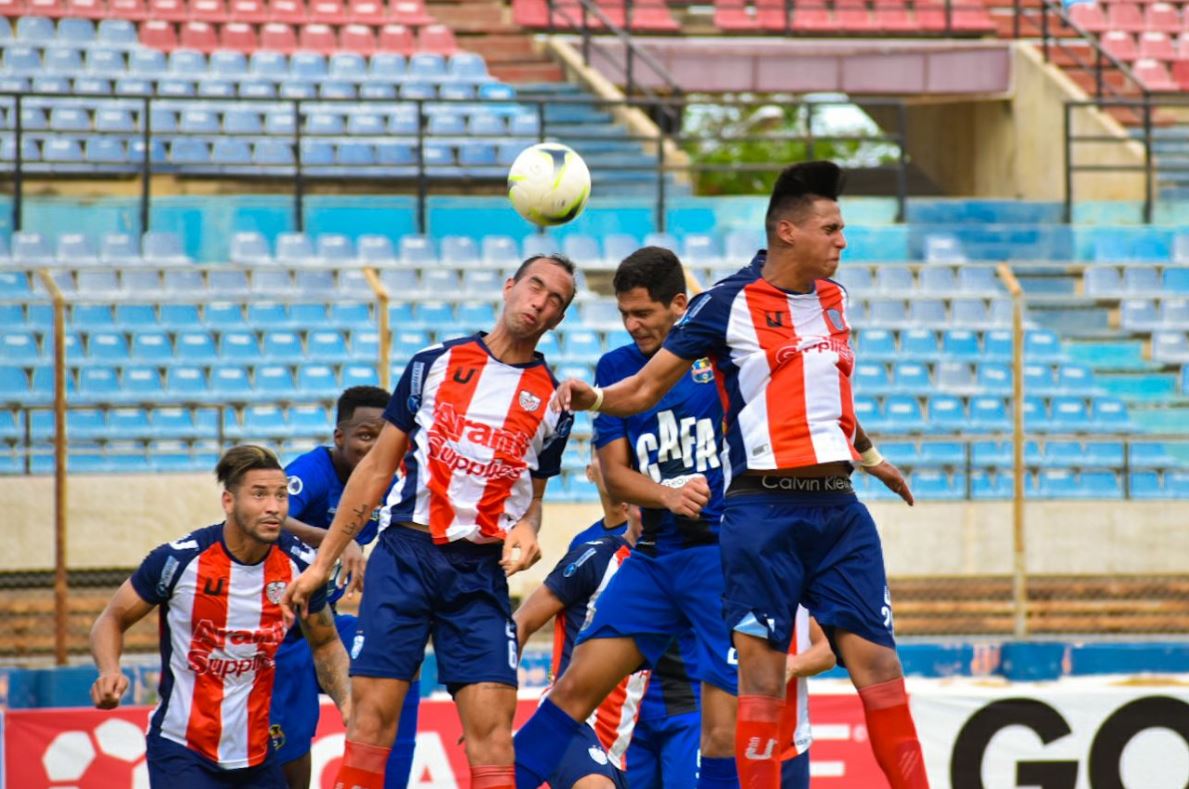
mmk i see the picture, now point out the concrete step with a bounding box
[463,33,541,62]
[490,61,566,83]
[427,0,515,31]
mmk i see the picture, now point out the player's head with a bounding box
[215,445,287,546]
[501,254,577,340]
[613,246,689,355]
[765,160,847,279]
[333,385,389,470]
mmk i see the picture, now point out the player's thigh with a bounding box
[780,751,810,789]
[699,682,736,756]
[269,637,321,765]
[658,712,701,788]
[576,552,685,667]
[551,636,646,718]
[349,676,412,745]
[548,724,628,789]
[802,500,898,662]
[453,681,517,765]
[352,538,433,682]
[718,494,807,653]
[670,547,737,695]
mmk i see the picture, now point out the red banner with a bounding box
[4,693,884,788]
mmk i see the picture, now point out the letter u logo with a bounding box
[744,737,777,761]
[453,368,476,385]
[765,311,785,329]
[203,577,225,597]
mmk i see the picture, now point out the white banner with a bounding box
[910,679,1189,789]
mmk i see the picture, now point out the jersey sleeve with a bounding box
[532,410,572,479]
[542,542,610,607]
[283,536,329,615]
[383,348,437,433]
[592,353,628,449]
[283,454,325,523]
[129,542,184,606]
[663,288,730,361]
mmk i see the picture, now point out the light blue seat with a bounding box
[131,331,172,361]
[1161,299,1189,327]
[874,265,913,293]
[343,364,380,388]
[229,231,272,265]
[911,470,965,500]
[1,331,40,362]
[1040,440,1080,468]
[291,52,327,79]
[254,365,294,396]
[242,405,291,439]
[1079,470,1123,498]
[975,362,1010,394]
[72,76,111,94]
[176,331,218,362]
[241,79,277,99]
[262,331,303,362]
[347,112,386,135]
[422,267,460,293]
[918,266,957,294]
[856,328,896,359]
[1129,471,1164,499]
[1130,441,1176,469]
[45,48,84,74]
[86,137,128,164]
[908,299,946,326]
[852,395,885,432]
[867,299,907,324]
[480,236,518,266]
[254,140,294,166]
[299,333,342,363]
[293,303,331,328]
[0,271,30,299]
[561,330,602,363]
[1122,266,1159,294]
[1083,266,1120,296]
[43,139,85,163]
[290,404,331,437]
[891,362,931,392]
[899,329,938,359]
[306,111,344,135]
[86,331,129,362]
[369,51,405,78]
[1167,471,1189,499]
[300,140,335,166]
[1120,299,1160,331]
[72,303,113,328]
[16,15,54,42]
[1037,469,1080,499]
[462,268,501,294]
[272,232,315,265]
[1083,441,1124,467]
[983,330,1012,361]
[0,367,29,399]
[416,301,455,327]
[221,108,262,134]
[920,440,964,466]
[970,397,1009,432]
[1022,395,1048,431]
[219,330,262,362]
[251,50,288,77]
[1025,329,1063,362]
[165,366,208,397]
[210,365,252,398]
[928,394,967,433]
[107,406,150,438]
[297,365,339,398]
[882,394,926,434]
[212,139,252,165]
[160,305,202,331]
[442,236,479,266]
[935,361,975,393]
[337,141,375,166]
[457,302,496,330]
[328,51,367,79]
[170,138,209,164]
[1091,397,1131,432]
[388,303,416,325]
[853,363,891,395]
[320,81,355,100]
[78,366,120,400]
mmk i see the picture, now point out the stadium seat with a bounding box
[1130,441,1177,469]
[928,394,967,433]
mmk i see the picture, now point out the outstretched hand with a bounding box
[863,461,914,506]
[551,378,597,412]
[501,521,542,576]
[280,565,331,629]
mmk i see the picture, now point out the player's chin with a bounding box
[255,521,283,541]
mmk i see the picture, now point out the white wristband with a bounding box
[858,447,884,468]
[589,386,605,412]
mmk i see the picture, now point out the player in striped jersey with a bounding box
[779,607,835,788]
[89,445,350,788]
[282,254,577,789]
[553,162,930,788]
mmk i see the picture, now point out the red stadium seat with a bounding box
[298,22,336,52]
[1068,2,1109,32]
[189,0,226,22]
[1107,3,1145,32]
[714,0,761,31]
[1172,57,1189,88]
[1133,56,1178,88]
[952,2,994,32]
[836,0,877,31]
[511,0,547,26]
[391,0,434,25]
[339,22,377,53]
[755,0,788,29]
[1179,32,1189,57]
[66,0,106,17]
[148,0,188,21]
[220,20,258,48]
[347,0,385,24]
[141,19,179,49]
[629,2,680,31]
[1138,30,1175,59]
[27,0,67,17]
[308,0,348,24]
[107,0,145,18]
[417,23,457,53]
[269,0,306,24]
[260,21,298,51]
[0,0,27,16]
[791,3,835,32]
[229,0,267,22]
[378,22,415,53]
[180,19,218,50]
[1101,30,1137,60]
[874,0,916,32]
[1144,3,1179,32]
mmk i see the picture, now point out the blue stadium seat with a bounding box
[1091,397,1131,432]
[294,303,332,328]
[579,301,621,329]
[208,365,250,399]
[254,365,294,396]
[0,366,29,400]
[856,329,896,359]
[219,330,261,362]
[122,366,164,401]
[900,329,939,359]
[229,232,272,265]
[1025,329,1063,362]
[254,140,294,166]
[1083,266,1121,296]
[536,333,561,358]
[875,265,913,293]
[1122,266,1159,295]
[1040,440,1079,468]
[176,331,218,363]
[1164,471,1189,498]
[924,235,966,263]
[881,441,919,466]
[1079,470,1123,498]
[970,397,1009,432]
[983,330,1013,361]
[343,364,380,388]
[0,271,29,298]
[562,330,603,363]
[163,366,206,398]
[457,302,496,330]
[957,266,999,293]
[853,363,891,395]
[928,394,967,432]
[1,332,40,362]
[1024,363,1054,394]
[1022,396,1048,431]
[882,395,926,434]
[1129,471,1164,499]
[919,441,965,466]
[106,406,150,439]
[867,299,908,324]
[416,301,455,327]
[941,329,980,360]
[461,268,502,295]
[290,405,331,438]
[86,331,129,362]
[307,331,347,361]
[1083,441,1124,467]
[908,299,947,326]
[388,303,416,325]
[974,362,1010,394]
[919,266,957,294]
[242,405,291,439]
[1130,441,1177,469]
[263,331,303,362]
[911,470,964,500]
[295,269,335,295]
[297,365,339,398]
[422,268,460,293]
[441,236,479,266]
[891,362,931,392]
[936,361,976,393]
[1164,268,1189,293]
[399,235,436,266]
[78,366,120,401]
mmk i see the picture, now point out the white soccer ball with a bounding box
[507,142,591,227]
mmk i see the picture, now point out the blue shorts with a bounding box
[576,544,737,695]
[351,527,518,694]
[147,734,285,788]
[720,484,896,657]
[625,711,700,789]
[781,750,809,789]
[269,613,361,763]
[548,723,629,789]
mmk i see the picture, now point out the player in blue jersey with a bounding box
[514,247,740,789]
[269,386,419,789]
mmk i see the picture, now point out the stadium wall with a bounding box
[3,475,1183,591]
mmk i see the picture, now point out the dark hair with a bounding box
[612,246,686,306]
[764,161,846,237]
[215,444,283,490]
[336,385,390,424]
[512,254,578,307]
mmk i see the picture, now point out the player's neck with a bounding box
[482,324,539,365]
[761,253,816,294]
[222,520,272,564]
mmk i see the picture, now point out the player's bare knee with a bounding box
[572,775,617,789]
[700,720,736,757]
[550,670,601,720]
[464,728,514,765]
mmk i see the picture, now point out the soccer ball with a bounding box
[41,718,149,788]
[507,142,591,227]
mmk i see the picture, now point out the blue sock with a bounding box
[383,680,421,789]
[513,697,584,788]
[698,755,739,788]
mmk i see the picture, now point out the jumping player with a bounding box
[282,254,577,789]
[552,161,930,788]
[270,386,419,789]
[515,247,740,789]
[89,445,350,788]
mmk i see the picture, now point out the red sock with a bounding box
[471,764,516,789]
[333,739,390,789]
[736,694,784,789]
[858,677,930,789]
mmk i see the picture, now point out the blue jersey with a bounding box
[593,342,728,554]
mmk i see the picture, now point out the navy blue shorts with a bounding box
[548,723,629,788]
[625,711,700,789]
[781,750,809,789]
[576,544,737,695]
[720,483,896,657]
[351,527,518,694]
[147,734,285,788]
[269,613,361,763]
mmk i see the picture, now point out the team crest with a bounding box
[265,581,287,605]
[351,633,365,659]
[269,723,286,751]
[287,475,303,496]
[691,358,714,384]
[824,307,845,333]
[587,746,609,766]
[518,389,542,412]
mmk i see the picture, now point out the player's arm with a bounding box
[555,348,692,416]
[501,476,546,576]
[853,421,914,506]
[282,421,407,619]
[89,580,156,709]
[284,515,367,594]
[787,617,837,681]
[598,437,710,519]
[513,584,567,660]
[299,604,352,723]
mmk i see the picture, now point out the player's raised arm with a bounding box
[89,579,156,709]
[299,604,352,723]
[598,437,710,519]
[555,347,693,416]
[282,421,407,618]
[513,584,566,660]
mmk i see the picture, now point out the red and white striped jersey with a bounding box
[130,524,325,769]
[781,605,814,760]
[664,253,860,475]
[381,334,571,544]
[542,524,647,770]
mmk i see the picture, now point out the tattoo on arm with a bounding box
[343,503,370,539]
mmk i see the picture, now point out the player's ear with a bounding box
[671,292,689,313]
[333,425,344,449]
[221,488,234,516]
